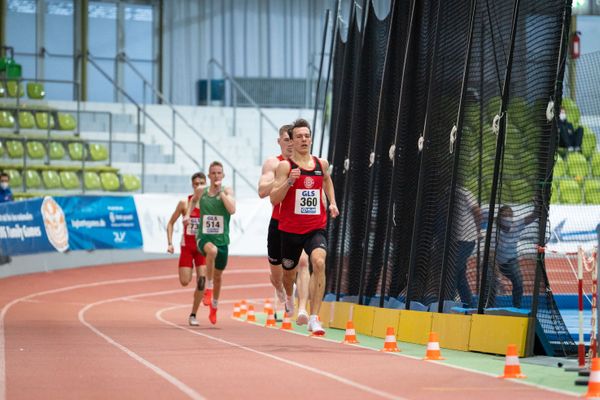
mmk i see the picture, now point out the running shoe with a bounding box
[188,314,199,326]
[285,296,295,316]
[209,304,217,325]
[296,309,309,326]
[202,288,212,306]
[307,317,325,336]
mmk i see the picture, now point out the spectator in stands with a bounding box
[0,172,13,203]
[453,186,482,308]
[558,107,583,152]
[489,205,537,309]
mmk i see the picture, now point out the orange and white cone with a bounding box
[265,309,277,327]
[380,326,400,352]
[342,320,359,344]
[246,305,256,322]
[232,303,241,318]
[240,300,248,316]
[263,299,273,314]
[586,358,600,398]
[280,312,293,330]
[423,332,445,360]
[498,344,526,378]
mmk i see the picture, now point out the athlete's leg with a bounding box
[179,267,193,286]
[295,251,310,325]
[267,218,285,305]
[191,264,206,316]
[308,248,326,315]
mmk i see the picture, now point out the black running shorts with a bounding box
[280,229,327,270]
[267,218,282,265]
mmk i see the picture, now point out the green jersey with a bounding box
[196,187,231,246]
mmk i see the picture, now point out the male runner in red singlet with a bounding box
[167,172,208,326]
[270,119,339,335]
[258,124,311,324]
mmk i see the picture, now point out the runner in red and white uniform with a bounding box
[258,124,310,324]
[167,172,208,326]
[270,118,339,335]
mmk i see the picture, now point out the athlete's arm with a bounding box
[257,157,279,198]
[166,200,185,253]
[270,161,293,205]
[220,187,236,215]
[184,185,205,224]
[321,158,339,218]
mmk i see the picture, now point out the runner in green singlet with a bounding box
[185,161,236,325]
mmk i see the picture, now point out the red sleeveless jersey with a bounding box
[278,156,327,234]
[271,154,285,221]
[183,194,201,247]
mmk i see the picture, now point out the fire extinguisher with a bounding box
[571,31,581,59]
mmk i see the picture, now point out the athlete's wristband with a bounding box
[287,179,294,187]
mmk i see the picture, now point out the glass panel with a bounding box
[89,1,117,57]
[13,54,36,79]
[44,0,74,55]
[45,57,75,100]
[124,3,154,60]
[6,0,37,53]
[125,60,153,104]
[88,59,116,102]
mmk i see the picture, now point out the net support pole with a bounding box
[311,8,330,154]
[578,245,585,367]
[477,0,521,314]
[436,0,478,313]
[592,249,598,359]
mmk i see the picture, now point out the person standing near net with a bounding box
[270,118,339,335]
[258,124,311,325]
[185,161,236,325]
[167,172,209,326]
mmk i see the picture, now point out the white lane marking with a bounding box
[0,269,268,400]
[78,284,270,400]
[156,305,406,400]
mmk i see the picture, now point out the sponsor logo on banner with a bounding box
[41,196,69,252]
[113,231,127,243]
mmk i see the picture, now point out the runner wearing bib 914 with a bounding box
[185,161,235,325]
[270,118,339,336]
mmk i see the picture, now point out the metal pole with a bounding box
[311,8,330,154]
[477,0,522,314]
[319,0,340,158]
[172,108,176,162]
[405,0,443,310]
[80,0,88,101]
[108,113,113,166]
[141,143,146,193]
[436,0,478,313]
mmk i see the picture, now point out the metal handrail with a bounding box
[117,52,257,194]
[207,57,280,164]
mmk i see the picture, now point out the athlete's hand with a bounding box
[329,204,339,218]
[167,244,174,254]
[182,216,190,226]
[289,168,301,184]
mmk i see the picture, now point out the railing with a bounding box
[117,52,257,194]
[207,58,280,165]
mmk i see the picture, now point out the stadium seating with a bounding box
[584,179,600,204]
[24,170,41,189]
[59,170,80,190]
[26,141,46,159]
[6,140,23,158]
[554,156,565,177]
[582,127,597,159]
[566,152,588,178]
[57,113,76,131]
[122,174,141,191]
[7,169,21,187]
[48,141,66,160]
[26,82,45,99]
[559,179,582,204]
[0,140,4,157]
[18,111,35,129]
[83,171,101,190]
[6,81,24,98]
[68,142,85,160]
[89,143,108,161]
[0,111,15,128]
[34,111,55,130]
[100,172,120,191]
[41,170,61,189]
[592,153,600,177]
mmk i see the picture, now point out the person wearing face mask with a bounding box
[0,172,13,203]
[489,205,538,309]
[558,107,583,152]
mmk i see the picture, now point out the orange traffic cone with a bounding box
[263,299,273,314]
[586,358,600,398]
[342,320,359,344]
[380,326,400,352]
[246,305,256,322]
[240,300,248,315]
[280,313,293,330]
[265,309,277,327]
[498,344,526,378]
[232,303,241,318]
[423,332,445,360]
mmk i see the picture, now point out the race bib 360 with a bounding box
[294,189,320,215]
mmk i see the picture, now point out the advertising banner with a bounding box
[134,194,184,254]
